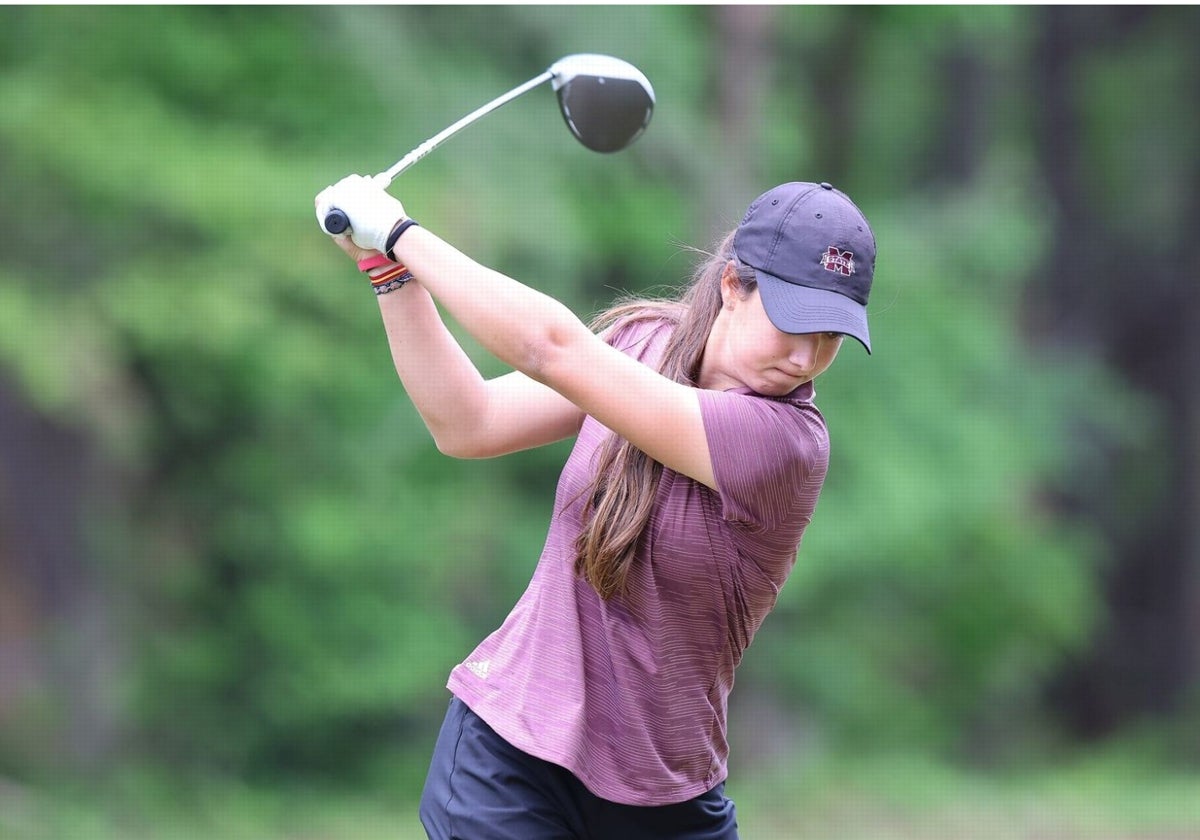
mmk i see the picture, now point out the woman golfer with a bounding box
[315,177,876,839]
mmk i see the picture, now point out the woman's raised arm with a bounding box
[315,177,716,487]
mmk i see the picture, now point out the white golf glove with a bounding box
[315,174,407,253]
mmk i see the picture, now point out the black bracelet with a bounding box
[385,219,420,262]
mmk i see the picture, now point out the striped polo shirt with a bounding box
[446,317,830,806]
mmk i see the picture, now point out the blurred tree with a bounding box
[1029,5,1200,736]
[0,380,122,770]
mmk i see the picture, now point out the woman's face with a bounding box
[704,267,844,396]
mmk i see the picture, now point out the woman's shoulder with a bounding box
[600,307,681,356]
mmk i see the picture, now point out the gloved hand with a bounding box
[315,175,407,253]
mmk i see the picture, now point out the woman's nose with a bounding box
[787,334,822,370]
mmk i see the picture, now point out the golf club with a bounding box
[322,54,655,235]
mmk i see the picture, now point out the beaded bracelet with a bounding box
[373,278,409,296]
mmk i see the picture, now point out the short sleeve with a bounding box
[696,389,829,535]
[601,317,673,362]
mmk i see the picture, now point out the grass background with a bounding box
[5,746,1199,839]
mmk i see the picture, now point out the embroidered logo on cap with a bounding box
[820,246,855,277]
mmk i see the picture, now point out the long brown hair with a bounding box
[575,230,758,600]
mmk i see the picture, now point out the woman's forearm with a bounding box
[392,225,593,384]
[374,280,492,454]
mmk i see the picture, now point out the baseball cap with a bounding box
[733,182,876,353]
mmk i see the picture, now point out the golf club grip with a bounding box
[323,208,350,235]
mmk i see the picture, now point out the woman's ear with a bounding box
[719,261,741,309]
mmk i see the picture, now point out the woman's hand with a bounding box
[330,233,381,264]
[314,174,407,253]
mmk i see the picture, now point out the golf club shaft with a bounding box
[377,69,554,187]
[323,68,555,234]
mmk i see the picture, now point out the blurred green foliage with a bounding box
[0,5,1194,799]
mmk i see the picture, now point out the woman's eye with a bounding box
[825,332,844,341]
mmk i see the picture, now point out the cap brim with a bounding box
[754,269,872,354]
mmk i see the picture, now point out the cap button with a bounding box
[819,182,833,190]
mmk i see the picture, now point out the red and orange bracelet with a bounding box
[357,253,413,296]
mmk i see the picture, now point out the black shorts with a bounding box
[419,696,740,840]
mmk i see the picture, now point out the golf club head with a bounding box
[550,54,655,154]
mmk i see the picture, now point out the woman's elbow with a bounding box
[520,324,582,386]
[431,430,488,459]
